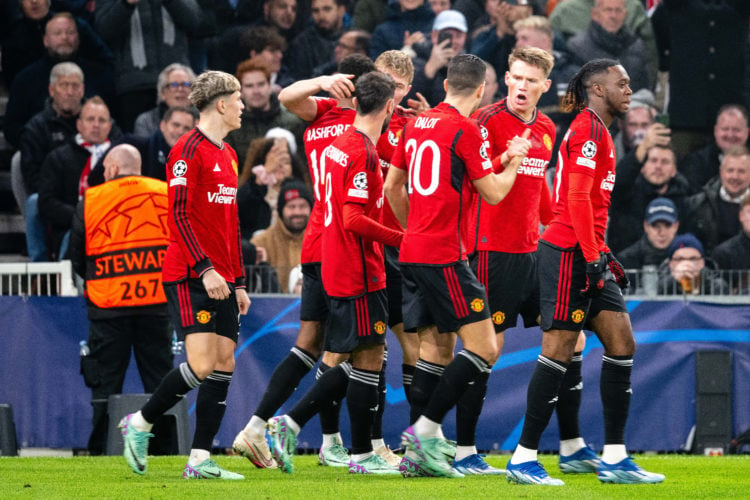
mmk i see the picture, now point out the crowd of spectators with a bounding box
[1,0,749,295]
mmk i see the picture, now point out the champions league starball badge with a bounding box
[353,172,368,190]
[582,140,597,158]
[172,160,188,177]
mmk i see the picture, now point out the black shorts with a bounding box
[385,245,403,327]
[401,260,490,334]
[300,263,329,322]
[471,250,539,332]
[537,241,627,331]
[164,278,239,342]
[324,289,388,353]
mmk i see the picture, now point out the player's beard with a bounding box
[380,113,392,135]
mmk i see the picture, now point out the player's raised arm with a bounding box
[279,74,355,122]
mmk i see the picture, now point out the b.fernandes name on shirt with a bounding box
[325,145,349,166]
[207,184,237,204]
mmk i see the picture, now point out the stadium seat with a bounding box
[105,394,191,456]
[0,403,19,456]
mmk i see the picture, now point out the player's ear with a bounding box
[352,96,358,111]
[386,98,395,116]
[542,78,552,94]
[443,79,449,93]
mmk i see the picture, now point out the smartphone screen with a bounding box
[437,31,453,48]
[655,114,670,127]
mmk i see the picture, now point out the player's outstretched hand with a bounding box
[202,269,231,300]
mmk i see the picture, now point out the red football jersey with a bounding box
[542,108,616,253]
[163,128,244,284]
[391,102,493,264]
[300,97,355,264]
[470,99,556,253]
[377,106,410,232]
[321,128,386,298]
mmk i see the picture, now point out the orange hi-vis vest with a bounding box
[84,175,169,309]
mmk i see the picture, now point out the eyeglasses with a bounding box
[166,81,192,89]
[671,256,703,262]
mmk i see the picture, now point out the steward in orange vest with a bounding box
[69,144,173,455]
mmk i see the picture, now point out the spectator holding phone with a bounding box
[409,9,469,106]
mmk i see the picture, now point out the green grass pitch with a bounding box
[1,454,749,498]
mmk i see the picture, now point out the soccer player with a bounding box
[384,54,531,478]
[232,54,375,469]
[505,59,665,485]
[371,50,420,466]
[444,46,557,476]
[457,47,597,476]
[269,71,404,475]
[119,70,250,480]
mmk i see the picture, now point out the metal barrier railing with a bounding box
[0,261,747,301]
[0,260,78,296]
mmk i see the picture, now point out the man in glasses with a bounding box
[660,233,728,295]
[134,63,197,137]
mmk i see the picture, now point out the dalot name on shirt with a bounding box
[208,184,237,204]
[414,117,439,129]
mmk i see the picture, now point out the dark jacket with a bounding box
[652,0,750,132]
[408,57,448,108]
[0,10,112,88]
[679,142,721,192]
[616,234,671,270]
[369,1,434,60]
[19,99,79,194]
[95,0,201,95]
[237,181,272,240]
[453,0,489,35]
[711,231,750,293]
[712,231,750,270]
[567,22,653,92]
[4,54,116,148]
[87,131,171,188]
[609,172,693,253]
[287,25,344,80]
[683,181,743,254]
[225,93,306,170]
[470,27,515,82]
[38,141,99,256]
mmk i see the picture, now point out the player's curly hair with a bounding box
[338,54,376,88]
[561,58,620,113]
[189,71,241,111]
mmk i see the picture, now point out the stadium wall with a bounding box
[1,297,748,452]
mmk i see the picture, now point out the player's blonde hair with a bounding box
[508,46,555,79]
[375,50,415,85]
[189,71,241,111]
